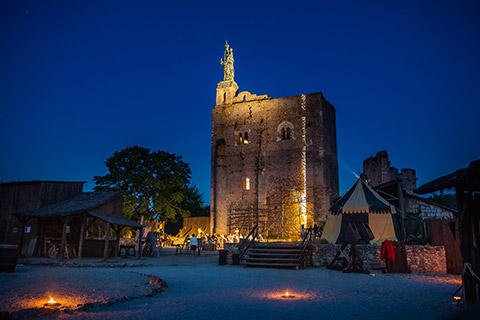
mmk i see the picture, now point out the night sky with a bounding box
[1,0,479,200]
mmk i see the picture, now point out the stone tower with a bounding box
[210,43,339,236]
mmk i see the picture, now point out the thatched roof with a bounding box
[15,192,124,218]
[415,160,480,194]
[88,211,142,228]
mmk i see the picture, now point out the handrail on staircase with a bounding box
[176,227,192,238]
[238,225,258,260]
[298,227,313,268]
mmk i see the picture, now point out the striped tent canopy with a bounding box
[321,178,401,245]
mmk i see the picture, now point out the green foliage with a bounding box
[179,185,210,217]
[93,146,194,222]
[427,192,457,210]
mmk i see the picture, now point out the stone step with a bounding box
[254,243,301,249]
[247,255,300,260]
[245,257,300,263]
[248,249,301,254]
[246,251,300,258]
[241,242,308,269]
[243,261,300,269]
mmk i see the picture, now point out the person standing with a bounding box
[190,234,198,257]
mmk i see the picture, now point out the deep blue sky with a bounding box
[1,0,479,199]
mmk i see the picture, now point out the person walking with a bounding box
[190,234,198,257]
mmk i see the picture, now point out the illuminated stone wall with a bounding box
[211,80,339,236]
[312,243,447,273]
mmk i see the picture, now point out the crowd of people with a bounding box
[182,228,267,256]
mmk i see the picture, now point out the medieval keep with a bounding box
[210,42,339,236]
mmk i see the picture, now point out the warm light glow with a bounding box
[281,290,295,298]
[300,94,307,228]
[243,177,250,191]
[454,296,461,301]
[44,296,62,308]
[370,274,376,277]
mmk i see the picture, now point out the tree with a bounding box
[93,146,192,222]
[427,192,457,210]
[180,185,210,217]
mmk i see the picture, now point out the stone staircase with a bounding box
[242,242,307,269]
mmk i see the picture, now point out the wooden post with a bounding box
[59,217,70,261]
[136,227,143,259]
[103,222,111,261]
[112,225,121,258]
[117,226,123,258]
[78,215,87,259]
[37,219,44,256]
[397,182,406,240]
[457,188,474,306]
[17,217,29,258]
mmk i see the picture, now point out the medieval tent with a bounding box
[321,178,401,244]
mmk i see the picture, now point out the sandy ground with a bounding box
[0,248,463,320]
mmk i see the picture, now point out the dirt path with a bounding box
[0,250,462,320]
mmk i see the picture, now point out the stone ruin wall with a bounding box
[363,150,417,192]
[223,242,447,273]
[363,150,392,187]
[312,243,447,273]
[406,196,455,220]
[211,88,339,236]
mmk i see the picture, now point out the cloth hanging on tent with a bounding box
[381,240,396,263]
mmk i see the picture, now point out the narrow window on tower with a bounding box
[238,132,243,144]
[242,177,250,191]
[278,121,294,141]
[244,132,249,144]
[223,92,227,103]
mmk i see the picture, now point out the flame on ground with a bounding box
[47,297,57,304]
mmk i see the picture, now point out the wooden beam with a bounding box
[17,217,29,258]
[103,222,111,261]
[37,219,44,257]
[457,189,476,306]
[112,225,122,258]
[78,215,87,259]
[136,227,143,259]
[377,189,399,200]
[59,216,71,261]
[397,182,406,240]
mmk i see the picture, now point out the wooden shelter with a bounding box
[14,191,143,261]
[416,159,480,306]
[0,181,85,251]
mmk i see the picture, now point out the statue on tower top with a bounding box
[221,41,234,81]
